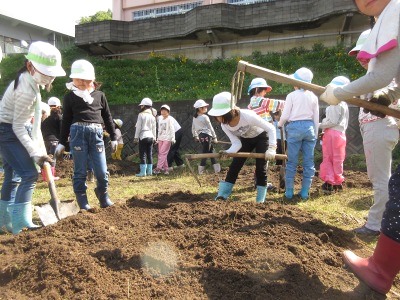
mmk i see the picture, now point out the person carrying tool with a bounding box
[192,99,221,174]
[320,0,400,294]
[208,91,277,203]
[55,59,117,211]
[111,119,124,160]
[278,67,319,201]
[319,76,350,193]
[0,41,65,234]
[154,104,175,175]
[134,97,157,177]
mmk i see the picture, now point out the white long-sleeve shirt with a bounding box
[192,114,216,138]
[0,72,43,157]
[319,101,349,133]
[278,89,319,136]
[222,109,276,153]
[157,115,175,142]
[135,109,156,140]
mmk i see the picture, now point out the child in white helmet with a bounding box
[321,1,400,295]
[111,119,124,160]
[154,104,175,175]
[319,76,350,193]
[192,99,220,174]
[55,59,117,211]
[247,77,285,122]
[0,41,65,234]
[278,67,319,200]
[41,96,63,180]
[208,92,277,203]
[134,97,157,176]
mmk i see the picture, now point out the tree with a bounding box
[79,9,112,24]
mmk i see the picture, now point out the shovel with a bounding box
[34,162,79,226]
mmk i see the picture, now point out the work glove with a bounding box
[111,140,118,153]
[318,131,324,140]
[194,137,200,143]
[33,155,53,167]
[54,144,65,159]
[320,84,341,106]
[171,139,176,145]
[363,91,392,118]
[219,150,229,159]
[212,137,218,144]
[265,145,277,161]
[133,138,139,144]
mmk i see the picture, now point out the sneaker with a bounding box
[153,168,161,174]
[353,225,380,236]
[164,170,169,175]
[168,167,174,172]
[174,164,185,169]
[321,182,334,193]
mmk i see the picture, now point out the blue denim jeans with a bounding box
[285,120,316,189]
[0,123,38,203]
[69,124,108,195]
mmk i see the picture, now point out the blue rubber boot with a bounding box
[215,181,234,200]
[136,164,147,177]
[9,202,40,235]
[94,188,114,208]
[0,200,13,233]
[146,164,153,176]
[285,188,294,199]
[299,187,310,200]
[75,193,92,210]
[256,186,267,203]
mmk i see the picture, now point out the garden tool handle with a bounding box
[184,152,287,160]
[237,60,400,119]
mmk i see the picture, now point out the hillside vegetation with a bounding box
[0,43,365,104]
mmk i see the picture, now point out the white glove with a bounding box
[212,137,218,144]
[54,144,65,159]
[133,138,139,144]
[111,141,118,153]
[171,139,176,145]
[265,145,277,161]
[320,83,341,105]
[33,155,53,167]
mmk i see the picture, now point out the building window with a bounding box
[133,1,203,20]
[227,0,275,5]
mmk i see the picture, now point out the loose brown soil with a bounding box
[0,160,397,299]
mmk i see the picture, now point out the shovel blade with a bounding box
[35,200,80,226]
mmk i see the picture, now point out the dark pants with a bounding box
[225,132,268,186]
[139,137,154,165]
[167,128,184,167]
[382,163,400,242]
[275,139,287,166]
[199,133,216,166]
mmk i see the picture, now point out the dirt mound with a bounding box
[0,189,388,300]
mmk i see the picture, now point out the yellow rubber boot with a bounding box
[115,144,124,160]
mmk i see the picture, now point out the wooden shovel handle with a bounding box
[184,152,287,160]
[237,60,400,120]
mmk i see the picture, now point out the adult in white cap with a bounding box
[0,41,65,234]
[41,97,63,158]
[321,0,400,295]
[192,99,220,174]
[134,98,157,176]
[208,91,277,203]
[278,67,319,201]
[319,76,350,193]
[153,104,175,175]
[55,59,117,211]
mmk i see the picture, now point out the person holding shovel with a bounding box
[111,119,124,160]
[0,41,65,234]
[208,91,277,203]
[321,0,400,294]
[55,59,117,211]
[191,99,221,174]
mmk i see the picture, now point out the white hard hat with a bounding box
[48,97,61,106]
[25,41,66,77]
[139,97,153,106]
[247,78,272,94]
[113,119,123,128]
[208,92,233,116]
[349,29,371,56]
[69,59,95,80]
[193,99,209,108]
[330,76,350,86]
[41,102,50,116]
[291,67,313,83]
[160,104,170,112]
